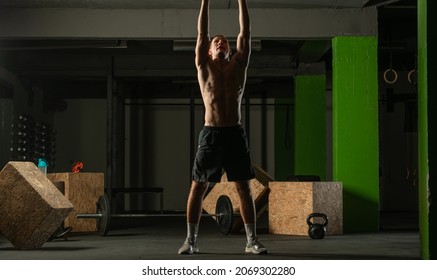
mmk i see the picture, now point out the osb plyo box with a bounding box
[47,172,104,232]
[0,161,73,249]
[268,181,343,236]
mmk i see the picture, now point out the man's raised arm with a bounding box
[236,0,251,66]
[195,0,210,69]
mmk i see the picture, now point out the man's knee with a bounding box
[190,181,209,196]
[235,181,251,196]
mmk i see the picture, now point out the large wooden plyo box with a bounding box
[0,162,73,249]
[47,172,104,232]
[269,181,343,236]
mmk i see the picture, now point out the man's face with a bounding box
[209,36,230,60]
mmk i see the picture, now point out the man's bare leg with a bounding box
[235,180,256,224]
[235,180,269,254]
[178,181,208,254]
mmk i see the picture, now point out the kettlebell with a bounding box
[306,213,328,239]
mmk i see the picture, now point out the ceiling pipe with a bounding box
[364,0,403,8]
[0,40,127,51]
[173,39,261,51]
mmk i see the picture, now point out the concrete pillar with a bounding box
[294,75,326,180]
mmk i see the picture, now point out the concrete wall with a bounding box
[53,99,106,174]
[0,66,54,168]
[378,71,419,212]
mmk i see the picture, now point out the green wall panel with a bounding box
[426,0,437,260]
[294,75,326,180]
[332,36,379,232]
[418,0,437,260]
[418,0,429,260]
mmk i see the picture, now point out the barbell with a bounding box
[76,194,235,236]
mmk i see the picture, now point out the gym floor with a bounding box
[0,212,420,260]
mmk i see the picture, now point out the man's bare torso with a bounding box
[198,56,247,127]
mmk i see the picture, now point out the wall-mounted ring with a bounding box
[383,68,398,84]
[407,69,417,84]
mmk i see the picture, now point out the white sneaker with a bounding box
[245,238,269,254]
[178,238,199,254]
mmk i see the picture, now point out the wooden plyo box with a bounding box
[0,162,73,249]
[47,172,104,232]
[268,181,343,236]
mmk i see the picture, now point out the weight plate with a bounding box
[215,195,233,235]
[97,194,110,236]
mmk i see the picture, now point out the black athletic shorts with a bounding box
[192,125,256,182]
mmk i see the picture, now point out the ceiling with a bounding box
[0,0,418,101]
[0,0,372,9]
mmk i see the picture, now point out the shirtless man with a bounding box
[178,0,268,255]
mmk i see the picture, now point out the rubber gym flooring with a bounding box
[0,212,420,260]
